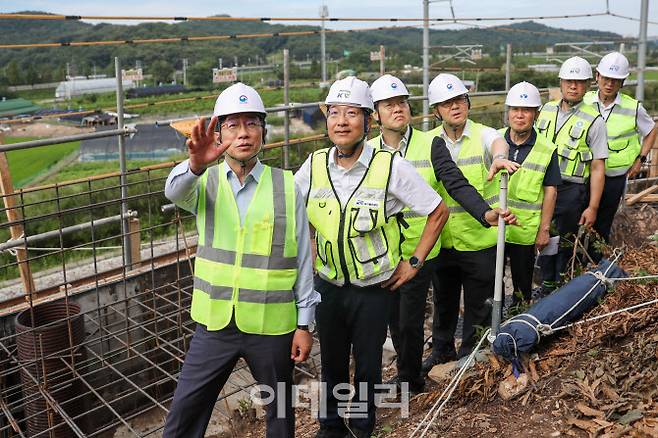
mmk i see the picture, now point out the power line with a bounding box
[0,12,611,23]
[0,24,418,50]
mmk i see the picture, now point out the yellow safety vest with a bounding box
[306,148,401,287]
[499,128,556,245]
[368,127,442,260]
[536,100,600,184]
[192,163,298,334]
[427,121,498,251]
[584,91,641,176]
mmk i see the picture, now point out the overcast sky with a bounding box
[2,0,657,37]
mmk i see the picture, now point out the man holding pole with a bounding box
[367,73,516,393]
[501,82,561,306]
[423,73,520,368]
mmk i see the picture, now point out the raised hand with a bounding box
[187,116,228,175]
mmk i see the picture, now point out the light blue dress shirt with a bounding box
[165,159,320,326]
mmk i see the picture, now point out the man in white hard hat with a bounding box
[536,56,608,294]
[367,73,516,394]
[501,82,561,305]
[422,72,520,367]
[163,82,320,438]
[584,52,657,246]
[295,76,448,438]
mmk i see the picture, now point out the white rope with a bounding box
[412,328,491,438]
[551,297,658,333]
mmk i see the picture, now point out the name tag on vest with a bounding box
[354,199,380,209]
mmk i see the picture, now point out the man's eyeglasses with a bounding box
[438,95,469,108]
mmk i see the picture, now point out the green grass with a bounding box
[4,136,80,188]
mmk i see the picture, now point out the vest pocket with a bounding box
[348,228,390,270]
[512,168,542,202]
[608,138,630,152]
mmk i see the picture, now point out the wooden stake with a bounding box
[0,134,36,294]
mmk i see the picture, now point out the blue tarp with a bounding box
[493,258,627,362]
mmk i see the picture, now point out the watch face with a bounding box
[409,256,419,267]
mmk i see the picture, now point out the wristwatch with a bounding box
[639,155,648,164]
[409,256,424,270]
[297,325,309,331]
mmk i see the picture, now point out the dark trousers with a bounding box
[594,174,627,242]
[506,243,536,303]
[431,246,496,358]
[163,322,295,438]
[539,181,588,285]
[388,257,437,389]
[315,276,392,435]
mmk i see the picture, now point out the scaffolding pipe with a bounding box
[115,58,132,268]
[636,0,649,101]
[422,0,430,130]
[0,211,138,253]
[0,128,136,154]
[283,48,290,169]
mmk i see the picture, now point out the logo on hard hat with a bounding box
[520,93,528,99]
[447,84,453,90]
[610,65,619,71]
[336,89,351,99]
[391,83,398,89]
[569,68,580,73]
[239,95,248,103]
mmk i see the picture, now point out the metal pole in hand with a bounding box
[488,171,508,344]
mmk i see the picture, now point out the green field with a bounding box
[4,136,80,188]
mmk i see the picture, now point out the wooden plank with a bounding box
[0,134,36,295]
[625,184,658,206]
[650,132,658,178]
[624,193,658,203]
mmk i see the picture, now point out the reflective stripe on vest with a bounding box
[192,164,298,334]
[368,127,442,260]
[584,91,641,176]
[536,100,599,184]
[307,148,401,287]
[429,121,498,251]
[499,128,556,245]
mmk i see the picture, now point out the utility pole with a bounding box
[504,43,512,125]
[283,49,290,169]
[234,56,239,81]
[320,4,328,85]
[422,0,430,130]
[182,58,188,87]
[219,58,222,69]
[379,45,385,76]
[636,0,649,101]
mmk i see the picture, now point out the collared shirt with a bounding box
[295,141,442,217]
[164,159,320,326]
[555,100,609,160]
[503,128,562,187]
[379,125,411,155]
[589,91,656,138]
[436,119,501,168]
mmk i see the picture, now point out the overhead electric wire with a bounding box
[0,24,418,49]
[0,12,612,23]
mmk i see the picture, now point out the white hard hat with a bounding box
[428,73,469,106]
[559,56,593,80]
[505,81,542,107]
[596,52,630,79]
[212,82,266,118]
[324,76,374,112]
[370,74,410,104]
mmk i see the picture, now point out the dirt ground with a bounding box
[224,207,658,438]
[3,122,93,138]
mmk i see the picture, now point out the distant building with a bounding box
[0,98,41,118]
[528,64,560,73]
[125,84,186,99]
[55,78,136,100]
